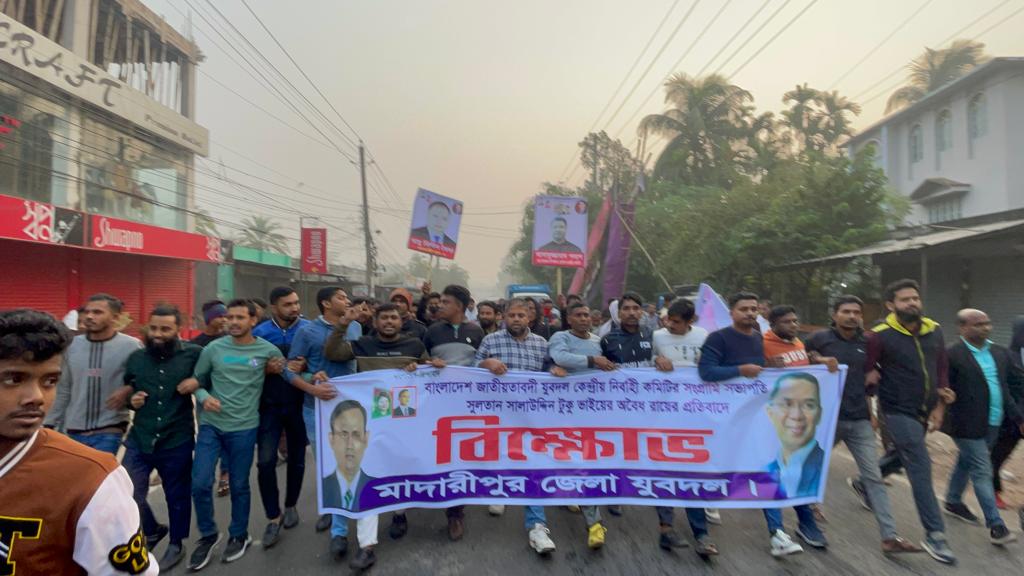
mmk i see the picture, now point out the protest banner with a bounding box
[407,188,463,259]
[316,365,845,518]
[532,196,587,268]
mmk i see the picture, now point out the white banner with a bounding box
[316,365,846,518]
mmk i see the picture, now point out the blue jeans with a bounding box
[192,425,258,539]
[303,405,348,538]
[763,506,817,535]
[655,507,709,539]
[883,412,945,534]
[69,431,123,456]
[946,426,1004,528]
[525,506,546,531]
[836,419,898,540]
[123,439,193,545]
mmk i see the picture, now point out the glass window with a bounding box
[0,76,74,206]
[968,93,986,159]
[936,110,952,152]
[927,197,962,224]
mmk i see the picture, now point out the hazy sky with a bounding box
[148,0,1024,295]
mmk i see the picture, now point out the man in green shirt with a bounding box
[123,305,202,570]
[181,299,285,571]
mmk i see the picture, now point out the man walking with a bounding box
[44,293,141,455]
[252,287,310,549]
[123,304,202,569]
[865,279,957,564]
[287,286,362,561]
[184,299,285,570]
[389,288,427,340]
[191,300,227,348]
[475,298,556,555]
[698,292,803,558]
[942,308,1023,545]
[805,296,922,556]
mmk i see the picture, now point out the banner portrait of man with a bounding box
[532,195,587,268]
[764,372,825,499]
[407,188,463,259]
[322,399,376,512]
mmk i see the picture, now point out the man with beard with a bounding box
[252,287,311,550]
[44,293,141,455]
[123,305,202,569]
[388,288,427,340]
[865,279,957,565]
[476,300,501,335]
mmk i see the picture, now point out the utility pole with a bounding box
[359,142,375,295]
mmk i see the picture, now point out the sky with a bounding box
[147,0,1024,296]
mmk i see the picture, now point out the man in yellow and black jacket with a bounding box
[864,279,957,565]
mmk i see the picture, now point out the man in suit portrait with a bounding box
[765,372,824,499]
[537,217,582,254]
[393,388,416,417]
[323,400,375,512]
[410,201,456,248]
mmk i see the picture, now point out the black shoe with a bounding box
[222,534,251,563]
[315,513,332,533]
[943,501,980,525]
[659,530,689,550]
[262,522,282,549]
[349,547,376,571]
[159,542,185,571]
[146,524,169,551]
[330,535,349,561]
[389,513,408,540]
[187,533,221,572]
[282,507,300,529]
[606,505,623,516]
[990,524,1017,545]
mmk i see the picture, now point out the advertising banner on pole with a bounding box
[301,227,328,273]
[407,188,462,260]
[316,365,845,518]
[532,195,587,268]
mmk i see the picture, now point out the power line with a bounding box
[693,0,773,77]
[828,0,935,90]
[728,0,821,80]
[712,0,794,76]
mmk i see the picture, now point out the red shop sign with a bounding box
[88,214,221,262]
[301,227,327,273]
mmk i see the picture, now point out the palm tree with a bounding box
[781,83,822,151]
[886,40,988,113]
[236,215,289,254]
[639,73,753,185]
[193,207,219,238]
[817,90,861,147]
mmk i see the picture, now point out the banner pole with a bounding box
[556,267,563,296]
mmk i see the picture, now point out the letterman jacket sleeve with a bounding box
[74,467,160,575]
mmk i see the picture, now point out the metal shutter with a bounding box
[141,257,194,333]
[0,240,69,318]
[970,255,1024,345]
[79,251,144,335]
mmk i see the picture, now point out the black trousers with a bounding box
[257,404,308,520]
[991,417,1021,493]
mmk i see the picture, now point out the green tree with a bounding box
[781,83,822,151]
[886,39,988,113]
[817,90,862,147]
[194,207,219,237]
[236,215,289,254]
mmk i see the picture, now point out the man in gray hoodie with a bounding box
[44,293,141,455]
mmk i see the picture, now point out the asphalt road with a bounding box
[146,445,1024,575]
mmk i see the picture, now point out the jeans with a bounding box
[946,426,1004,528]
[581,506,601,527]
[882,412,945,534]
[303,405,347,538]
[69,431,123,456]
[836,419,898,540]
[525,506,547,531]
[192,425,258,539]
[655,507,709,539]
[257,404,308,520]
[763,506,817,535]
[991,418,1021,493]
[123,439,193,545]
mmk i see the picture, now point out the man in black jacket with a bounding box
[942,308,1024,545]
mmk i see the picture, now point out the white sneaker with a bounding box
[770,529,803,557]
[705,508,722,525]
[488,504,505,516]
[529,523,556,554]
[567,505,581,513]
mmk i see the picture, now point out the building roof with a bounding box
[782,218,1024,267]
[910,177,970,201]
[849,57,1024,145]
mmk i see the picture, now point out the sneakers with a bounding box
[388,513,408,539]
[881,537,921,554]
[315,513,332,532]
[694,535,719,557]
[282,507,300,529]
[658,529,689,550]
[349,547,376,571]
[796,523,828,549]
[159,542,185,571]
[528,523,556,555]
[769,529,803,557]
[488,504,505,516]
[567,504,581,513]
[921,532,956,565]
[943,501,980,525]
[187,533,221,572]
[705,508,722,525]
[145,524,168,551]
[847,477,871,511]
[990,524,1017,546]
[329,535,348,561]
[222,534,251,563]
[587,522,607,550]
[262,521,282,549]
[606,505,623,516]
[448,516,465,541]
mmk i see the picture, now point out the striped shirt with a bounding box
[475,329,549,372]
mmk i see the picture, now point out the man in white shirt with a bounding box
[653,299,709,369]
